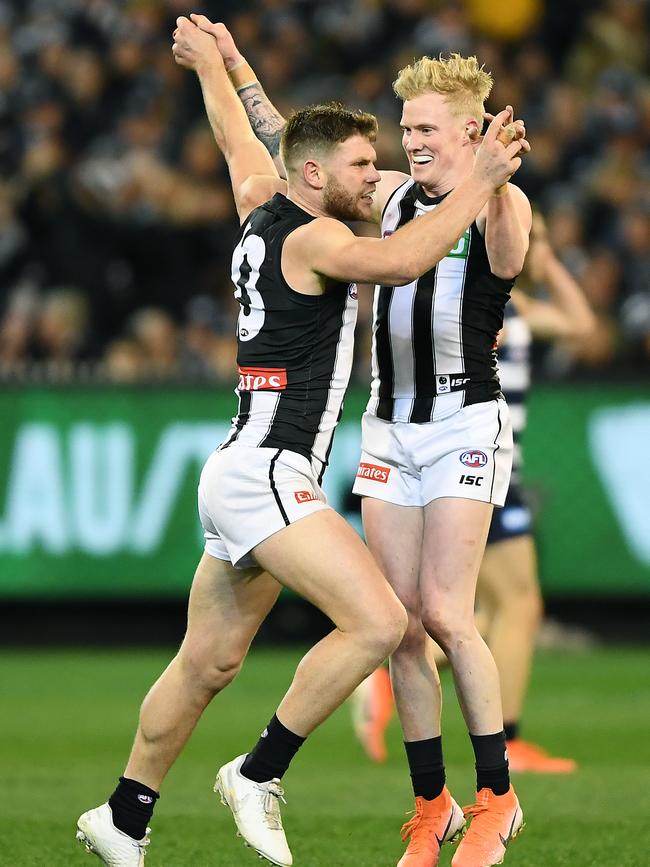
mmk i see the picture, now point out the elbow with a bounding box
[494,259,525,281]
[490,239,528,280]
[376,262,417,286]
[496,269,521,281]
[394,270,417,285]
[393,256,420,285]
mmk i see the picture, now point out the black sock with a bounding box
[240,714,306,783]
[469,731,510,796]
[404,736,446,800]
[108,776,159,840]
[504,721,519,742]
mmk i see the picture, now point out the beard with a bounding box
[322,177,366,222]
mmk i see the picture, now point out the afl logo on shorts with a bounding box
[460,450,488,469]
[348,284,358,299]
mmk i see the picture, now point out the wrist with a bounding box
[225,54,247,73]
[195,53,225,80]
[492,183,509,198]
[470,175,495,203]
[228,59,258,91]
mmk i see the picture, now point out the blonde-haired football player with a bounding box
[199,23,532,867]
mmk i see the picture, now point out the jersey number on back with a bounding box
[232,226,266,342]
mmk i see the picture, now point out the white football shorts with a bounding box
[198,445,330,568]
[352,398,513,508]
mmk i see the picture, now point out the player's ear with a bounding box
[303,159,325,190]
[464,118,480,144]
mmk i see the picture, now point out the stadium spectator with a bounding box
[0,0,648,379]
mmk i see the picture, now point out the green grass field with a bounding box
[2,646,649,867]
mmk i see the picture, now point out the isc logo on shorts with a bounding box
[295,490,318,503]
[460,450,488,468]
[238,366,287,391]
[356,462,391,483]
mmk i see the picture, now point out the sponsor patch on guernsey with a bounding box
[238,366,287,391]
[295,490,319,504]
[356,462,391,483]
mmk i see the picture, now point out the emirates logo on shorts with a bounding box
[356,462,391,483]
[295,490,318,503]
[238,366,287,391]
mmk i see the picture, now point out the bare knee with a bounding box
[421,604,476,655]
[357,596,408,663]
[178,643,246,695]
[393,609,429,658]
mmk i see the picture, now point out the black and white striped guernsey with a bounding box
[368,179,515,423]
[222,193,358,481]
[497,301,531,485]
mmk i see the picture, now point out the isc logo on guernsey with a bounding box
[356,462,391,483]
[238,366,287,391]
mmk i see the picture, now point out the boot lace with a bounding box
[133,828,151,855]
[461,798,497,848]
[256,780,287,831]
[400,802,424,842]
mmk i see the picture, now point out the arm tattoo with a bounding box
[239,83,285,158]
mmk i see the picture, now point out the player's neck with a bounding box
[418,161,472,199]
[287,187,329,219]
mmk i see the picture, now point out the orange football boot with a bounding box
[506,738,577,773]
[397,787,465,867]
[451,786,523,867]
[351,667,394,763]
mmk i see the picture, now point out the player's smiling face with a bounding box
[401,93,473,192]
[322,135,381,221]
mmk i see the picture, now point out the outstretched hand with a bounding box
[172,15,224,73]
[189,15,245,71]
[473,108,530,191]
[469,105,528,155]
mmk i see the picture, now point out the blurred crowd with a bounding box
[0,0,649,383]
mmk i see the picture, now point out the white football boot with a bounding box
[76,803,150,866]
[214,754,293,866]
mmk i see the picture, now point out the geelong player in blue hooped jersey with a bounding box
[205,20,532,867]
[75,15,525,867]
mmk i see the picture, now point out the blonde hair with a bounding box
[393,54,493,121]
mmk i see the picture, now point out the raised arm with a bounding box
[482,182,532,278]
[172,16,281,221]
[190,16,409,220]
[512,214,596,340]
[287,113,526,287]
[191,15,288,178]
[476,108,532,278]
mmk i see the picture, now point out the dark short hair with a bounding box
[280,102,378,173]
